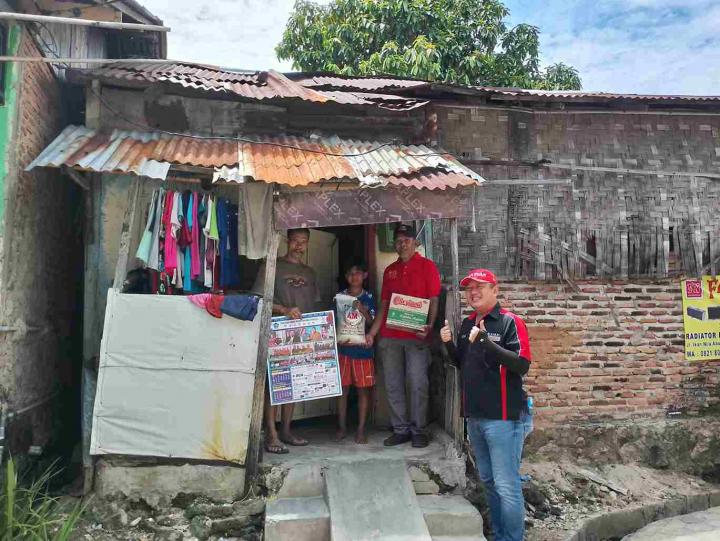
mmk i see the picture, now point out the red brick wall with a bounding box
[480,280,720,425]
[0,28,83,452]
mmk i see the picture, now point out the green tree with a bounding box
[277,0,581,90]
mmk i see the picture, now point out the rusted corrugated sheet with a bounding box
[28,125,485,188]
[288,74,429,92]
[70,62,330,103]
[472,86,720,103]
[318,91,427,110]
[287,73,720,104]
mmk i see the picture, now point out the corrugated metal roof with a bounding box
[28,125,484,189]
[470,86,720,103]
[70,64,424,109]
[287,74,429,92]
[70,62,331,103]
[317,91,427,110]
[287,73,720,104]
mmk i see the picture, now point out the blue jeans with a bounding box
[467,417,525,541]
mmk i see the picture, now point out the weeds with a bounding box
[0,458,85,541]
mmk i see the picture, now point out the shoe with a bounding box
[383,433,411,446]
[411,433,429,448]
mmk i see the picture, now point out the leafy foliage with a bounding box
[0,458,85,541]
[277,0,582,90]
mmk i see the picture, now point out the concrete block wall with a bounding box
[0,27,83,453]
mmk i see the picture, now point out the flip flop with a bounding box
[279,435,309,446]
[264,442,289,454]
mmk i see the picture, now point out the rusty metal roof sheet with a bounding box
[69,62,331,103]
[28,125,484,189]
[317,91,427,110]
[287,73,429,92]
[287,73,720,104]
[70,63,423,109]
[470,86,720,103]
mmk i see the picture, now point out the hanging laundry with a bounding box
[203,195,216,289]
[163,190,178,277]
[216,198,240,289]
[220,294,260,321]
[147,188,164,271]
[190,192,201,279]
[238,182,272,259]
[136,189,158,265]
[172,192,184,288]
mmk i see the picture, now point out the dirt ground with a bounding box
[519,460,719,541]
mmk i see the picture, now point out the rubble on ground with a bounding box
[68,495,265,541]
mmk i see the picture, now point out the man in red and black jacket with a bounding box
[441,268,531,541]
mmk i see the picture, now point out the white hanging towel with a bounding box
[135,189,158,266]
[238,182,272,259]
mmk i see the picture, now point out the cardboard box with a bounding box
[386,293,430,332]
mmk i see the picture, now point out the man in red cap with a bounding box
[367,223,441,448]
[440,269,531,541]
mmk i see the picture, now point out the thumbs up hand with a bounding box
[440,320,452,343]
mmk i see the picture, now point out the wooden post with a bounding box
[245,222,280,490]
[112,177,141,290]
[448,218,464,447]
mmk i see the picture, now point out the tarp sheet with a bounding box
[90,290,261,463]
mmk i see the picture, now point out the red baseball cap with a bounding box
[460,268,497,287]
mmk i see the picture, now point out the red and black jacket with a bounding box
[446,303,532,421]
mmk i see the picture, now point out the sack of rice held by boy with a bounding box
[335,293,366,345]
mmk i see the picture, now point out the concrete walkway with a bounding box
[623,506,720,541]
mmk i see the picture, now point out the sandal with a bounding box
[264,441,289,454]
[279,435,309,446]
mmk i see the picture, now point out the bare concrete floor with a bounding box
[260,420,454,468]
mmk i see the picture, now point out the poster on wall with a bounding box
[681,276,720,362]
[267,310,342,405]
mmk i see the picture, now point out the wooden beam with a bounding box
[448,218,464,447]
[112,177,140,290]
[62,166,90,191]
[245,223,280,490]
[0,11,169,32]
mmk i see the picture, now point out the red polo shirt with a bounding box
[380,252,441,340]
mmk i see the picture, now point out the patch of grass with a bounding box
[0,458,86,540]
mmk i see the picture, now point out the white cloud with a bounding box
[506,0,719,94]
[139,0,718,94]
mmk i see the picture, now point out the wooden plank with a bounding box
[112,177,140,290]
[661,217,670,277]
[244,227,280,490]
[620,230,629,279]
[448,218,464,447]
[595,228,605,278]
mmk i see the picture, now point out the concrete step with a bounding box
[325,458,432,541]
[264,496,330,541]
[418,495,485,539]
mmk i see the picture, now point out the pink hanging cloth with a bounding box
[162,190,177,275]
[190,191,202,278]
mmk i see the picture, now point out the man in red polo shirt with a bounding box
[367,223,441,448]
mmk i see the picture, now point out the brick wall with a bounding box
[0,28,83,453]
[461,280,720,425]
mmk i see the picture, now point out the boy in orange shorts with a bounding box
[335,264,376,444]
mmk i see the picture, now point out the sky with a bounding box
[141,0,720,95]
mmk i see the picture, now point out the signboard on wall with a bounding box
[681,276,720,361]
[267,311,342,405]
[275,186,472,229]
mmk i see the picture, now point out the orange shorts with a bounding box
[339,355,376,388]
